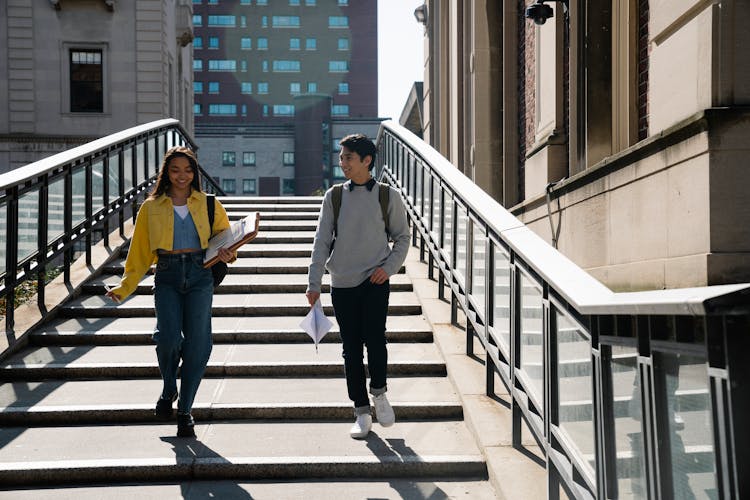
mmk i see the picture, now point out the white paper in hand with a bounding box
[299,299,333,352]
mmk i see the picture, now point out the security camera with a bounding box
[525,2,554,25]
[524,0,568,25]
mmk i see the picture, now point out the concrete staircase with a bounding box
[0,197,499,498]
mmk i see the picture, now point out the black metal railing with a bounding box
[376,120,750,500]
[0,119,221,337]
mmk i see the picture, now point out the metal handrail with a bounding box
[376,119,750,500]
[0,119,217,335]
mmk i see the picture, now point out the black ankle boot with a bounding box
[154,392,177,420]
[177,413,196,438]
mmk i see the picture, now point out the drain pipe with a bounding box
[545,181,564,249]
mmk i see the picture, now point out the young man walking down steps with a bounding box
[306,134,409,439]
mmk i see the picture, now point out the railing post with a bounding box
[4,188,18,334]
[37,180,48,310]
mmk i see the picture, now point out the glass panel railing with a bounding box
[147,137,156,179]
[431,175,440,240]
[108,152,120,203]
[610,344,647,499]
[557,310,595,477]
[455,203,468,289]
[72,165,86,228]
[520,272,544,401]
[656,352,716,499]
[443,192,454,265]
[406,153,415,205]
[470,218,486,318]
[92,159,104,215]
[19,191,39,262]
[47,178,65,245]
[415,159,423,217]
[0,202,6,273]
[136,142,145,185]
[123,147,134,194]
[491,243,511,356]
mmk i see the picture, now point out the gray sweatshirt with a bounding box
[307,181,410,292]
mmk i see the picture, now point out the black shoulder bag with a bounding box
[206,194,228,289]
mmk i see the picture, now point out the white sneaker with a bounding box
[372,393,395,427]
[350,413,372,439]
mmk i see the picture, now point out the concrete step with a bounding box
[229,212,318,221]
[59,292,422,318]
[30,315,434,345]
[0,343,447,380]
[0,421,486,486]
[0,479,499,500]
[103,257,407,275]
[85,273,414,295]
[0,377,461,425]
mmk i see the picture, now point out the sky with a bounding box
[377,0,425,121]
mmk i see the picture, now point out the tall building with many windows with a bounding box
[192,0,382,196]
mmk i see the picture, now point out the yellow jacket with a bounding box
[110,190,233,300]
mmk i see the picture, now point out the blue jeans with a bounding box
[152,252,213,414]
[331,279,390,413]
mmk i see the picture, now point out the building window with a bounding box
[262,104,269,116]
[328,60,348,72]
[208,81,220,93]
[328,16,348,28]
[338,0,348,5]
[283,152,295,166]
[307,82,317,93]
[257,37,268,50]
[193,0,202,4]
[194,37,203,49]
[262,15,268,27]
[305,38,317,50]
[241,104,247,116]
[305,0,316,5]
[193,59,203,71]
[337,38,349,50]
[194,82,203,93]
[241,82,253,94]
[70,49,103,113]
[273,60,300,72]
[208,0,218,4]
[222,152,236,166]
[273,16,300,27]
[338,82,349,94]
[262,60,269,72]
[193,15,202,26]
[208,15,236,26]
[258,82,269,94]
[208,60,236,71]
[241,60,248,72]
[257,0,267,4]
[289,0,300,5]
[273,104,295,116]
[243,179,257,194]
[332,104,349,116]
[222,179,236,193]
[208,36,220,49]
[241,15,247,27]
[241,37,252,50]
[209,104,237,115]
[282,179,295,194]
[194,103,202,115]
[289,38,300,50]
[240,0,250,4]
[290,82,301,95]
[242,152,256,166]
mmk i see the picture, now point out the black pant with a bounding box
[331,279,390,409]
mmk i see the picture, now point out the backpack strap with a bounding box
[332,182,390,238]
[378,182,390,237]
[206,193,216,235]
[331,184,343,237]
